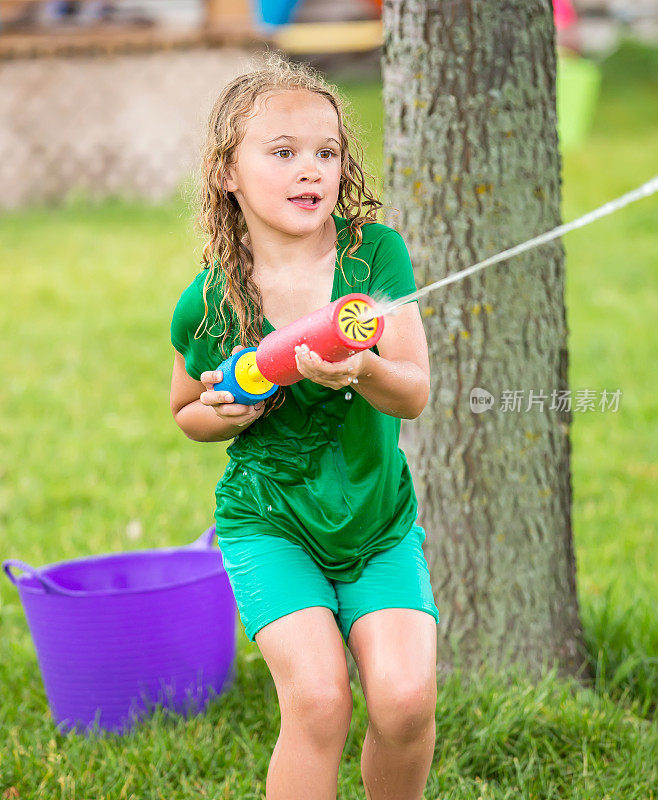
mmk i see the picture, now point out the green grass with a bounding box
[1,38,657,799]
[2,663,656,799]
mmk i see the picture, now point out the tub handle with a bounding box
[2,559,81,595]
[187,525,217,550]
[3,526,218,591]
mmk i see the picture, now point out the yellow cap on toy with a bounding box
[337,298,379,342]
[234,350,274,395]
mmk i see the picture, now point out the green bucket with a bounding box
[556,54,601,151]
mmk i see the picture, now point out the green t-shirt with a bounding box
[171,212,420,582]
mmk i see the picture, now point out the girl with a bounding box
[170,52,439,800]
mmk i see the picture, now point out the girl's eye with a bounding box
[273,149,338,159]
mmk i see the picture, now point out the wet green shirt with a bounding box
[171,213,419,582]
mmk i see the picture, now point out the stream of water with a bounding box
[360,175,658,321]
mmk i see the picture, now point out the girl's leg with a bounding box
[347,608,438,800]
[255,606,354,800]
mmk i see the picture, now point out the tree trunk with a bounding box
[382,0,589,680]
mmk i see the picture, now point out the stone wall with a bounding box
[0,45,260,209]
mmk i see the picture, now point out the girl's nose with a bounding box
[298,171,320,183]
[297,154,321,180]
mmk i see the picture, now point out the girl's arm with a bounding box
[170,350,264,442]
[350,349,429,419]
[294,302,430,419]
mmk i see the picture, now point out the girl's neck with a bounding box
[246,214,338,275]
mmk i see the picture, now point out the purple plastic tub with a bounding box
[3,525,236,736]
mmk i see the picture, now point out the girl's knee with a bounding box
[367,677,436,744]
[282,677,353,746]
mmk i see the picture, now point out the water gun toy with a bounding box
[213,293,384,405]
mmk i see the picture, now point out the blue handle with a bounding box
[213,347,279,406]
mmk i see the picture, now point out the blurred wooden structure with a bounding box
[0,0,260,57]
[0,0,383,57]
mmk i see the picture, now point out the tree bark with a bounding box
[382,0,589,680]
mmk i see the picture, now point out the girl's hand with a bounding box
[294,343,367,390]
[199,346,266,428]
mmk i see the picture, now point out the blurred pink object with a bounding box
[554,0,578,29]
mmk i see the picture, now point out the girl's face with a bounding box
[224,89,342,239]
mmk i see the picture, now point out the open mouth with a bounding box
[288,194,321,207]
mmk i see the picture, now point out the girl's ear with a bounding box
[223,165,237,193]
[205,160,233,194]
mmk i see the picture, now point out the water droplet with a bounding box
[345,392,352,400]
[352,378,359,384]
[267,505,273,512]
[242,470,248,476]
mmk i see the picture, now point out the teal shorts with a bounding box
[215,522,440,644]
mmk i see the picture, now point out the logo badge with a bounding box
[470,387,495,414]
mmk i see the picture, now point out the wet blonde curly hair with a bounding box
[195,49,383,414]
